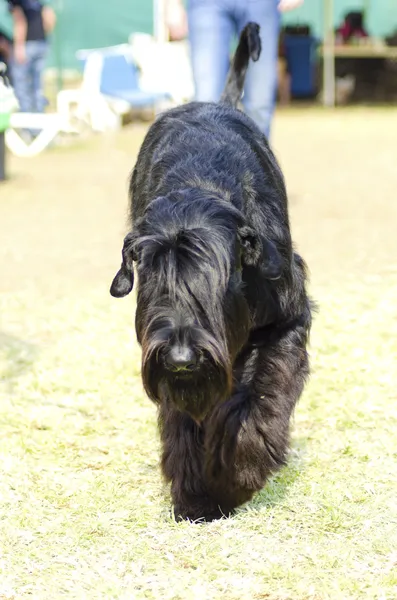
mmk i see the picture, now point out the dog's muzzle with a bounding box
[164,344,198,373]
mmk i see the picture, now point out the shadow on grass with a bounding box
[0,330,38,390]
[238,436,308,515]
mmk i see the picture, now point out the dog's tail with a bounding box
[220,22,261,107]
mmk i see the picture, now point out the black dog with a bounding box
[110,23,312,522]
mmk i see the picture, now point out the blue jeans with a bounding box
[11,40,48,113]
[188,0,280,138]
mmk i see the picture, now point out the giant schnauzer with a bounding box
[110,23,313,522]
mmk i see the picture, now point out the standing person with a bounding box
[8,0,56,117]
[166,0,304,139]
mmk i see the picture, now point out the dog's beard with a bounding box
[141,332,232,421]
[159,367,229,422]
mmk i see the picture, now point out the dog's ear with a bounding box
[110,232,136,298]
[238,225,282,280]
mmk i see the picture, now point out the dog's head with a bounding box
[110,189,282,421]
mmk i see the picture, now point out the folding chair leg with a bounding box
[5,125,60,157]
[6,113,62,157]
[57,89,81,133]
[89,95,121,132]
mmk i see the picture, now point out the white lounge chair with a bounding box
[57,44,170,134]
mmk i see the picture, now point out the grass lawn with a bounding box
[0,109,396,599]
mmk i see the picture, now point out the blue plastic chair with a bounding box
[99,53,169,108]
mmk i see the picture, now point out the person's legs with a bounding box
[188,0,235,102]
[30,40,48,113]
[237,0,280,138]
[10,44,34,113]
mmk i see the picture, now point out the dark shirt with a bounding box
[8,0,46,42]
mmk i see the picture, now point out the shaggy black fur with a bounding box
[110,23,313,522]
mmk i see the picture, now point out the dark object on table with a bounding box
[337,11,368,43]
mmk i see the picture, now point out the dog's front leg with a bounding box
[205,321,310,512]
[158,400,227,522]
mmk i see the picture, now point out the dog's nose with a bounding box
[166,345,197,372]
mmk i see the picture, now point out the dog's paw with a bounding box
[173,503,230,523]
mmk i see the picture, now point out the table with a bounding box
[320,44,397,106]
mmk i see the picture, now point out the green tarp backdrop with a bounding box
[50,0,154,71]
[0,0,396,71]
[0,0,153,70]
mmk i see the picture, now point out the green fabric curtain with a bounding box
[49,0,153,70]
